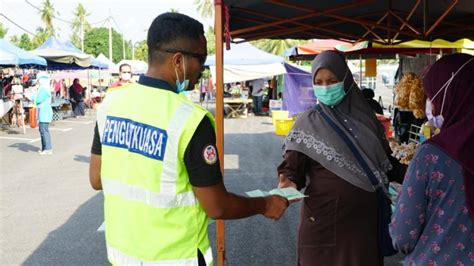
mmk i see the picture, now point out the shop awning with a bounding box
[224,0,474,43]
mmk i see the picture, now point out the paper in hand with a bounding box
[246,187,307,201]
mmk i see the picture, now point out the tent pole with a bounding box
[359,55,363,86]
[214,1,226,266]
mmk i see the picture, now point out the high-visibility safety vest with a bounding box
[97,82,214,266]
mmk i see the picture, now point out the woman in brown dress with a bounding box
[278,51,405,266]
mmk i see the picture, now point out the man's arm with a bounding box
[186,117,288,220]
[89,154,102,190]
[193,182,288,220]
[89,123,103,190]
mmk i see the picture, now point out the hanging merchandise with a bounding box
[395,73,426,118]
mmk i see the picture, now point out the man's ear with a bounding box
[172,53,183,71]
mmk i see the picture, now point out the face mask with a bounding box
[313,82,345,106]
[174,57,189,93]
[425,99,444,129]
[425,57,474,129]
[121,73,131,81]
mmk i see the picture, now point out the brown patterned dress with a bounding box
[278,151,405,266]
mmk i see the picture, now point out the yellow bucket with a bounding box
[272,110,289,125]
[275,118,295,136]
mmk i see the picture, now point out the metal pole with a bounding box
[214,1,225,265]
[81,17,84,52]
[108,16,113,62]
[122,37,126,60]
[132,42,135,61]
[359,54,363,87]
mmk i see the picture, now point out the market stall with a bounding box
[212,1,474,264]
[0,39,48,132]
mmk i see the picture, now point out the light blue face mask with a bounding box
[175,57,190,93]
[313,81,345,106]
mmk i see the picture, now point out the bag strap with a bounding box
[315,105,382,189]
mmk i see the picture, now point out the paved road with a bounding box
[1,108,403,265]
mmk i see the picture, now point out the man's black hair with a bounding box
[147,12,204,63]
[119,63,131,72]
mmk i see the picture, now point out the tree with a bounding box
[40,0,57,36]
[31,27,50,49]
[71,3,92,50]
[10,35,19,45]
[0,23,8,38]
[205,26,215,55]
[194,0,213,18]
[134,40,148,62]
[84,27,127,63]
[169,8,179,13]
[14,34,33,50]
[251,39,307,56]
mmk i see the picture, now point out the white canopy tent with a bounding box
[110,60,148,74]
[205,42,286,83]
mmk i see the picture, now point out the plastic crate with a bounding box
[272,110,289,125]
[275,118,295,136]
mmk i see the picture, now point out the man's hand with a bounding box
[262,195,289,220]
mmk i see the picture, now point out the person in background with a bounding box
[390,53,473,266]
[199,79,207,102]
[362,88,384,115]
[53,78,62,97]
[278,51,406,266]
[110,63,133,88]
[89,12,288,266]
[69,78,85,116]
[33,72,53,155]
[251,78,265,115]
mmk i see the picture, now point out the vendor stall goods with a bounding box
[395,73,426,119]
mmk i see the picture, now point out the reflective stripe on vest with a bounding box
[107,245,213,266]
[102,179,197,208]
[101,102,196,206]
[160,102,194,194]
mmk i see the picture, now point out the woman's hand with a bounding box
[278,174,296,189]
[278,174,302,203]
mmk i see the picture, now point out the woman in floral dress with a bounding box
[390,53,474,265]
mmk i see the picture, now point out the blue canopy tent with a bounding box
[0,39,47,68]
[205,42,286,83]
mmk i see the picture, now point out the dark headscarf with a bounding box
[284,51,392,194]
[72,78,83,95]
[423,53,474,220]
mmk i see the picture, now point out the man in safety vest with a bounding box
[110,63,133,88]
[89,12,289,266]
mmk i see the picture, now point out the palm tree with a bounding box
[40,0,57,36]
[251,39,307,56]
[0,23,8,38]
[194,0,213,19]
[32,27,50,49]
[205,26,215,55]
[71,3,91,50]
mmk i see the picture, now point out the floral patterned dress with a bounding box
[390,143,473,266]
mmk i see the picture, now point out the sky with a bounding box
[0,0,213,43]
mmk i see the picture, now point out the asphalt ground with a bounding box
[0,105,404,265]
